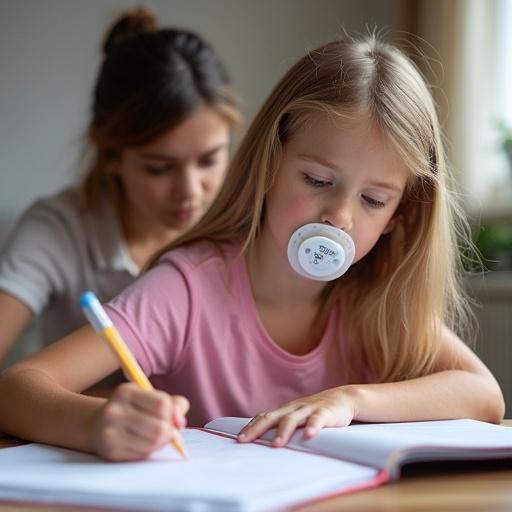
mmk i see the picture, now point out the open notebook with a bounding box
[0,417,511,512]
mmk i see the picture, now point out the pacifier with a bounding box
[287,223,355,281]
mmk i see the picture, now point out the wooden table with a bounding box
[1,422,512,512]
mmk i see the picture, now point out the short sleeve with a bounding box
[104,259,193,377]
[0,200,78,314]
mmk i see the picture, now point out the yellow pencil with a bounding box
[80,291,187,458]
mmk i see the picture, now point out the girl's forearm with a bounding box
[349,370,505,424]
[0,366,105,452]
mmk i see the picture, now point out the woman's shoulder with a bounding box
[15,186,120,245]
[19,186,84,223]
[4,187,81,241]
[1,186,105,265]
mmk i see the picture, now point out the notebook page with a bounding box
[205,417,397,471]
[206,416,399,470]
[0,428,378,512]
[206,417,512,479]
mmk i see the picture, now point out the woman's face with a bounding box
[113,106,231,237]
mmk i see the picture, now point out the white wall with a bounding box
[0,0,395,238]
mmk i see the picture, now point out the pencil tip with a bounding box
[173,438,187,458]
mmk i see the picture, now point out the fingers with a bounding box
[238,411,277,443]
[171,395,190,428]
[238,407,313,446]
[117,384,189,426]
[119,384,170,417]
[238,403,353,447]
[123,406,173,444]
[100,421,169,461]
[272,408,311,447]
[92,383,189,461]
[303,407,335,439]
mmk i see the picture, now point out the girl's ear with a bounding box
[383,198,407,234]
[382,215,400,235]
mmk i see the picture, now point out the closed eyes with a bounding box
[302,172,388,208]
[361,194,386,208]
[302,172,332,188]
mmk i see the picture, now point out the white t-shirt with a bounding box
[0,187,139,348]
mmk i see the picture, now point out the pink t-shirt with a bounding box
[105,241,354,427]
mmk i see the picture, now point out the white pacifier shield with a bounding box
[287,223,355,281]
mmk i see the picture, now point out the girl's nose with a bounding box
[321,201,353,231]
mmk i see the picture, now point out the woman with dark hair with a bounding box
[0,6,241,363]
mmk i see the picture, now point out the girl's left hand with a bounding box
[237,386,358,447]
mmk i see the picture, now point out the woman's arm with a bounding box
[239,326,505,446]
[0,291,33,362]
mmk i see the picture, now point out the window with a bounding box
[465,0,512,216]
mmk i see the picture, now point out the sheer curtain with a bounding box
[396,0,510,217]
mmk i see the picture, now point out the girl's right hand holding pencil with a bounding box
[90,383,189,461]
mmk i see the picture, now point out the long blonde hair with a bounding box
[148,34,473,383]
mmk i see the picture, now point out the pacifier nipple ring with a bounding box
[287,223,355,281]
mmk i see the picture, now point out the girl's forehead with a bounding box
[284,107,436,187]
[288,114,390,157]
[289,110,377,139]
[284,112,412,189]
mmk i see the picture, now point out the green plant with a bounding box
[474,221,512,271]
[496,121,512,173]
[496,120,512,146]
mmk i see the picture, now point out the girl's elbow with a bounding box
[464,371,506,424]
[481,382,506,424]
[489,395,506,424]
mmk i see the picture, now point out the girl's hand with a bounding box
[237,386,358,447]
[90,382,189,461]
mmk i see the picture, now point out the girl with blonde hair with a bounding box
[0,34,503,460]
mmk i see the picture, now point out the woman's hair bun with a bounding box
[102,6,158,56]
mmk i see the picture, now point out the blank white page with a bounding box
[206,417,512,480]
[0,429,378,512]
